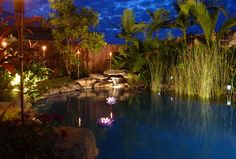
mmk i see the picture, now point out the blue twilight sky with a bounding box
[2,0,236,44]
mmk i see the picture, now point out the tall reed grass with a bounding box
[171,43,234,99]
[147,51,165,92]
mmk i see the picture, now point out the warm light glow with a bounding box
[11,73,21,86]
[109,52,112,56]
[227,85,232,91]
[2,41,7,48]
[42,45,47,51]
[170,76,173,80]
[77,50,80,55]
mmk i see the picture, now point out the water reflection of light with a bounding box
[78,117,81,127]
[97,117,114,126]
[110,112,113,118]
[227,100,231,106]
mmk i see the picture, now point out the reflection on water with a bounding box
[38,89,236,159]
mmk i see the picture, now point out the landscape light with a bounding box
[14,0,25,124]
[109,52,112,69]
[227,85,232,91]
[42,45,47,51]
[76,50,80,79]
[2,41,7,47]
[10,73,21,86]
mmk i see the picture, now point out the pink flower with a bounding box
[106,96,117,105]
[97,117,114,126]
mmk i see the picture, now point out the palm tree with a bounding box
[176,0,228,46]
[145,9,170,39]
[172,1,194,44]
[118,9,146,47]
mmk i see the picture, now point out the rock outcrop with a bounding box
[43,69,130,97]
[56,127,98,159]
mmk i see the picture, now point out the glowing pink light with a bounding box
[106,96,117,105]
[97,117,114,126]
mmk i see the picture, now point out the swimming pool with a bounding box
[38,89,236,159]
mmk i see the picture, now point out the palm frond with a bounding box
[122,9,135,34]
[217,17,236,40]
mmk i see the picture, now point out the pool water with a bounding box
[38,89,236,159]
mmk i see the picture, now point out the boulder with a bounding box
[94,82,113,88]
[76,78,97,87]
[56,127,99,159]
[66,82,81,90]
[104,69,128,79]
[89,73,108,80]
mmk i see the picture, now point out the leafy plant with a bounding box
[118,9,146,47]
[0,119,58,159]
[49,0,106,77]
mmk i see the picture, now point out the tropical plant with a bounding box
[145,9,170,39]
[118,9,146,47]
[49,0,105,77]
[176,0,229,46]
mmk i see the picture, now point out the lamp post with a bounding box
[42,45,47,65]
[76,50,80,79]
[14,0,24,124]
[109,52,112,70]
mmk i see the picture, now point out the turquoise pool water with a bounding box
[38,89,236,159]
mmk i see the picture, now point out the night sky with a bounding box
[2,0,236,44]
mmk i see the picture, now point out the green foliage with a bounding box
[0,69,14,101]
[172,43,235,98]
[145,9,170,39]
[49,0,105,77]
[23,63,53,101]
[36,77,72,96]
[119,9,146,47]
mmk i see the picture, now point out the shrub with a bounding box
[0,119,58,159]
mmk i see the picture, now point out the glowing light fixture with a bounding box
[11,73,21,86]
[109,52,112,69]
[2,41,7,48]
[42,45,47,51]
[76,50,80,79]
[14,0,25,124]
[227,85,232,91]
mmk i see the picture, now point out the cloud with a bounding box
[2,0,236,43]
